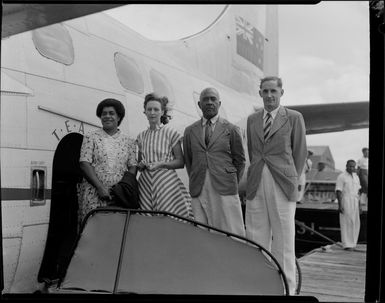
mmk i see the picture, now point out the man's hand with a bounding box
[338,205,344,214]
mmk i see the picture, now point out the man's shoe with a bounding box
[344,247,355,251]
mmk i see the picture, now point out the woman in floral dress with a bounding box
[77,98,136,227]
[136,93,193,219]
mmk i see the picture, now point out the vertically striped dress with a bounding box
[136,125,193,219]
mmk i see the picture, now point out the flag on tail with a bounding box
[235,16,264,70]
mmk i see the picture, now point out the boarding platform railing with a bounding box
[51,207,292,296]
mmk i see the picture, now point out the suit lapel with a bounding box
[191,120,205,148]
[266,106,288,141]
[255,110,264,143]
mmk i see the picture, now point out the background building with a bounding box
[304,145,341,202]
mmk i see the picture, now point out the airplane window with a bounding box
[114,53,144,94]
[149,69,175,107]
[193,92,227,119]
[32,24,74,65]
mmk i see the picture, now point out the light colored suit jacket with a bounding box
[246,106,307,201]
[183,117,245,197]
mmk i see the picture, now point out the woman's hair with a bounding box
[96,98,125,126]
[143,93,171,125]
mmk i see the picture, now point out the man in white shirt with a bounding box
[335,159,362,250]
[357,147,368,194]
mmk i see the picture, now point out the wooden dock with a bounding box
[296,200,368,212]
[298,243,366,302]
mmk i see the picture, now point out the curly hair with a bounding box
[96,98,125,126]
[143,93,171,125]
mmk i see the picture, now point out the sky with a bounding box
[107,2,369,171]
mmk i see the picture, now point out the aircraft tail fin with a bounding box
[156,5,279,96]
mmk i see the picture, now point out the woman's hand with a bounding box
[80,161,112,202]
[147,161,165,171]
[97,185,112,201]
[137,160,148,171]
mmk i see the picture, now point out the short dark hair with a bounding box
[346,159,356,166]
[260,76,283,89]
[362,147,369,152]
[96,98,125,126]
[143,93,171,125]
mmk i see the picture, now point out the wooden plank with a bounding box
[298,244,366,302]
[296,201,367,212]
[302,292,363,302]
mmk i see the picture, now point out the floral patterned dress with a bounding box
[77,129,136,226]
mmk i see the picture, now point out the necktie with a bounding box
[205,120,212,146]
[264,113,272,141]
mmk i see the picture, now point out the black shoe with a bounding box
[344,247,355,251]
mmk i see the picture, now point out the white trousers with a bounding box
[191,171,245,237]
[245,165,296,295]
[340,195,360,248]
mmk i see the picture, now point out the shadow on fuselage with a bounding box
[38,133,83,283]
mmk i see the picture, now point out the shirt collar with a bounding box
[202,114,219,126]
[344,170,354,176]
[263,106,280,120]
[148,124,164,131]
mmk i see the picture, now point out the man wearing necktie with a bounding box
[183,87,246,237]
[245,77,307,295]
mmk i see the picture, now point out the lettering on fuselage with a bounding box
[52,120,85,141]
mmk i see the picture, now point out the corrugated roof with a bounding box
[306,169,341,182]
[307,145,335,170]
[308,146,329,156]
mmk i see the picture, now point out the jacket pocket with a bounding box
[225,167,237,173]
[284,167,298,177]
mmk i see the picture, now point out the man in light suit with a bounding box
[183,87,245,237]
[245,77,307,295]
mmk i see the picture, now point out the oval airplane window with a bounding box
[32,24,74,65]
[149,69,175,107]
[192,91,228,119]
[114,53,144,94]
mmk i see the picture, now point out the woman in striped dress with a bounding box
[136,93,193,219]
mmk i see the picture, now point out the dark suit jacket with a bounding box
[110,171,140,209]
[246,106,307,201]
[183,117,245,197]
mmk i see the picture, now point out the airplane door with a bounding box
[38,133,83,283]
